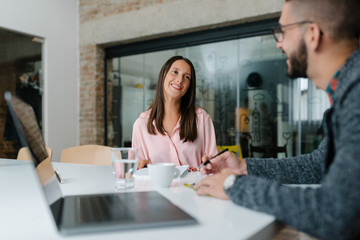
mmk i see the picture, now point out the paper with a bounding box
[135,165,189,178]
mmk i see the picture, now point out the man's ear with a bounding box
[307,23,322,51]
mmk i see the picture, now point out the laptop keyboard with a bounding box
[76,194,134,223]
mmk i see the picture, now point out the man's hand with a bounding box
[200,151,247,176]
[194,168,235,199]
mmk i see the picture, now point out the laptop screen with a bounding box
[5,91,62,204]
[5,92,48,165]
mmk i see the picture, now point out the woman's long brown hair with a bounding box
[147,56,197,142]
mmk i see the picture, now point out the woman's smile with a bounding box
[163,60,191,100]
[170,83,182,90]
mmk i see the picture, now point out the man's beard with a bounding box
[287,39,308,79]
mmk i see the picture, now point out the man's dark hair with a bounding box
[286,0,360,42]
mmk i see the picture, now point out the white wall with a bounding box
[0,0,79,161]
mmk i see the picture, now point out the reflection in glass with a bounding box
[106,34,330,159]
[0,28,43,159]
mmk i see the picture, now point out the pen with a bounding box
[199,148,229,169]
[184,183,196,190]
[54,170,62,183]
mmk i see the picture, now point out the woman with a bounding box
[132,56,218,169]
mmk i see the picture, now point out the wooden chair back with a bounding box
[17,146,53,162]
[60,144,112,166]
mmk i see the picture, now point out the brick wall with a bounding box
[79,44,104,144]
[79,0,174,145]
[79,0,175,24]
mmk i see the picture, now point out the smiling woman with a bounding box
[131,56,218,169]
[148,56,196,141]
[162,60,192,136]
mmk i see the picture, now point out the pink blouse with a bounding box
[131,107,218,167]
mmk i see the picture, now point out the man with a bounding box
[195,0,360,239]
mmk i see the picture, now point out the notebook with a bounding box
[4,91,197,235]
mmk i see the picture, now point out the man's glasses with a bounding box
[272,21,313,42]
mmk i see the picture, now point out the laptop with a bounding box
[4,91,197,235]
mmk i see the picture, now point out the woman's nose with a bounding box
[176,74,183,82]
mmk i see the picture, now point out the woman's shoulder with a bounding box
[195,106,210,117]
[195,107,214,124]
[139,109,151,119]
[133,109,151,127]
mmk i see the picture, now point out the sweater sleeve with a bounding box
[246,138,327,184]
[226,163,360,240]
[226,83,360,239]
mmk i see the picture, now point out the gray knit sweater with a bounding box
[226,48,360,240]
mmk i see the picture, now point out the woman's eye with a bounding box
[172,70,178,74]
[185,76,190,80]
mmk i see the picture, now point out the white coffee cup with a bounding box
[148,163,180,188]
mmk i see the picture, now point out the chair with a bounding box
[17,147,54,184]
[17,146,53,162]
[60,144,112,166]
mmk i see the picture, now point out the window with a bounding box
[105,19,330,158]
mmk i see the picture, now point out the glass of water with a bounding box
[111,147,138,190]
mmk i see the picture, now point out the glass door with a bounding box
[105,26,330,158]
[0,28,43,159]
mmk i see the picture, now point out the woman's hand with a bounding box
[137,159,151,169]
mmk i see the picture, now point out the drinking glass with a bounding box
[111,147,138,190]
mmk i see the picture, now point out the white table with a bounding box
[0,158,280,240]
